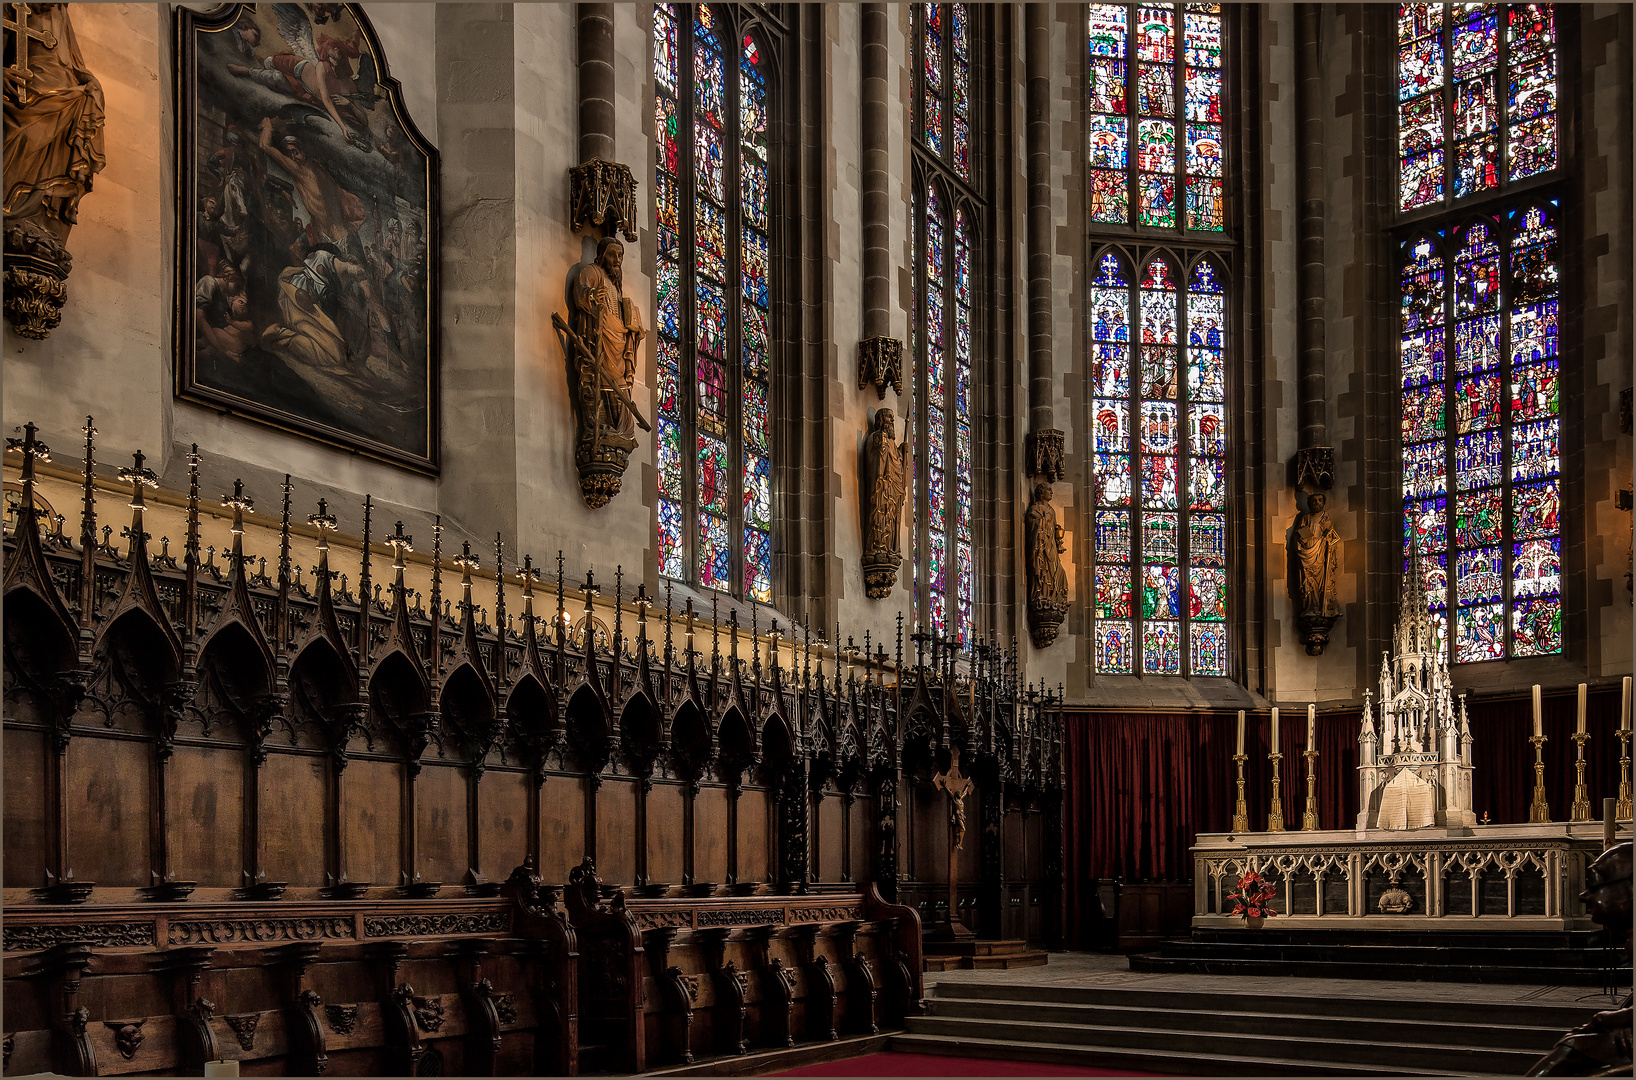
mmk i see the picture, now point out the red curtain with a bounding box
[1060,688,1624,950]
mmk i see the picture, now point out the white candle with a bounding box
[1623,677,1632,733]
[1270,707,1279,755]
[1577,683,1588,736]
[1236,710,1245,756]
[1307,703,1316,748]
[205,1063,240,1078]
[1532,684,1543,738]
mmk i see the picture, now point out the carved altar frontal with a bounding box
[1190,822,1627,931]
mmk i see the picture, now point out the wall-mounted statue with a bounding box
[1292,490,1342,655]
[1025,483,1069,648]
[3,1,106,339]
[554,236,651,508]
[860,408,908,598]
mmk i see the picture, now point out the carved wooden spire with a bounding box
[77,417,97,643]
[356,495,373,665]
[493,533,508,686]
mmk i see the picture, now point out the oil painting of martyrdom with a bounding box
[176,3,439,472]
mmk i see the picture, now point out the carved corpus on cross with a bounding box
[931,746,976,939]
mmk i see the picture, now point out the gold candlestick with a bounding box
[1231,753,1249,832]
[1527,734,1551,824]
[1268,752,1285,832]
[1616,727,1632,821]
[1570,731,1593,822]
[1302,748,1320,831]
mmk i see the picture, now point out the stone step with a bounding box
[924,996,1565,1053]
[1190,926,1605,950]
[926,978,1599,1029]
[1146,938,1621,968]
[887,1032,1469,1078]
[903,1014,1542,1074]
[923,937,1038,956]
[1128,951,1621,985]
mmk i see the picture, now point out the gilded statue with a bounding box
[860,408,908,599]
[553,236,650,508]
[1292,490,1342,655]
[3,2,106,338]
[1025,482,1069,648]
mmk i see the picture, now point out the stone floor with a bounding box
[922,950,1629,1009]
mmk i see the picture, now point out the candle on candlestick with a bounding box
[1270,707,1279,755]
[1236,710,1245,756]
[1532,684,1543,738]
[1623,676,1632,733]
[1307,702,1316,748]
[1577,683,1588,736]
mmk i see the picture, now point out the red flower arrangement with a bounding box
[1226,870,1278,919]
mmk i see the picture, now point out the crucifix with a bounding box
[4,4,58,105]
[931,746,976,939]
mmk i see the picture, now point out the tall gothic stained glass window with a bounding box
[1086,4,1232,678]
[1091,253,1228,676]
[1086,3,1224,231]
[1397,5,1560,663]
[1397,4,1557,212]
[654,4,776,602]
[910,4,978,644]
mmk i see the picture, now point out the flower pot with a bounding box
[1244,916,1265,929]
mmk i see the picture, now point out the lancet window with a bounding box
[1396,5,1561,663]
[1085,4,1234,678]
[1085,3,1225,232]
[909,4,980,643]
[654,4,776,602]
[1090,252,1229,677]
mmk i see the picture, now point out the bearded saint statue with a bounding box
[1294,491,1342,618]
[569,236,644,449]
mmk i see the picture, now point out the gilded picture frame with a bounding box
[175,3,439,472]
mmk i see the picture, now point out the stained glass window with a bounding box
[1091,252,1228,676]
[911,5,979,645]
[1396,4,1561,663]
[1396,4,1558,212]
[1085,3,1224,231]
[1400,204,1561,662]
[654,5,777,602]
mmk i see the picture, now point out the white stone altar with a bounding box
[1190,822,1625,930]
[1189,545,1632,931]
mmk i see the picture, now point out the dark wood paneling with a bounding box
[737,787,769,884]
[849,794,872,882]
[817,794,843,880]
[539,775,584,883]
[417,762,468,885]
[3,727,47,888]
[479,768,531,882]
[1003,809,1025,878]
[646,781,685,884]
[694,785,729,884]
[67,735,150,886]
[169,743,245,887]
[344,758,402,887]
[259,751,328,886]
[596,777,638,886]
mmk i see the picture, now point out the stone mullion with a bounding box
[678,15,701,587]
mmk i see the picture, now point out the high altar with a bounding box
[1190,551,1627,931]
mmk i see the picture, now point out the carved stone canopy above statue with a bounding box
[3,1,106,339]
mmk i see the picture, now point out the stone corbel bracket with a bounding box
[569,158,639,243]
[857,337,903,398]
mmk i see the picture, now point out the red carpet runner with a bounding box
[769,1051,1172,1076]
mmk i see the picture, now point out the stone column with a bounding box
[1022,4,1061,484]
[1292,3,1339,655]
[568,4,637,241]
[1023,5,1067,650]
[856,5,902,400]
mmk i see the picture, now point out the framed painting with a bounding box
[176,3,439,472]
